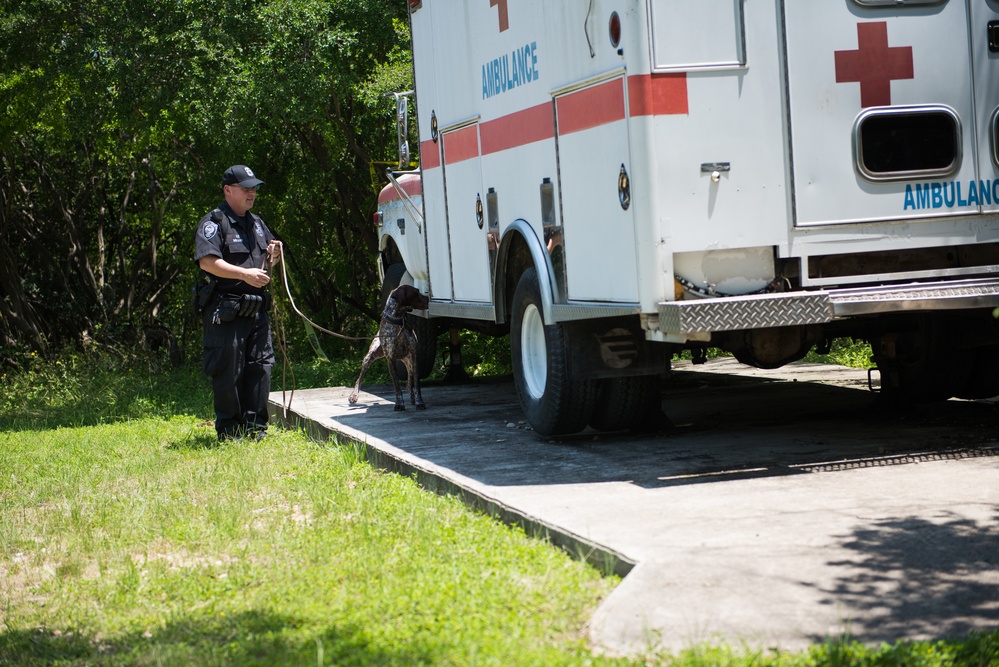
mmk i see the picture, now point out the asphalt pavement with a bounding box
[269,358,999,655]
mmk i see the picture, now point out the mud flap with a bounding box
[563,316,667,380]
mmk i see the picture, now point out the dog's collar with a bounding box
[382,309,405,326]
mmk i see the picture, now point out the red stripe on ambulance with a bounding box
[420,73,688,171]
[419,140,440,169]
[556,79,626,135]
[628,73,688,117]
[443,125,480,165]
[480,102,554,155]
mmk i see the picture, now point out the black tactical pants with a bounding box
[202,305,275,440]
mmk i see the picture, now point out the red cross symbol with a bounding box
[834,22,913,108]
[490,0,509,32]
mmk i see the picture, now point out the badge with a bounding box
[254,221,265,237]
[203,221,219,240]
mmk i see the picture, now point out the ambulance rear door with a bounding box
[972,0,999,213]
[784,0,980,226]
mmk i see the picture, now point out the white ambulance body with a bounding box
[376,0,999,435]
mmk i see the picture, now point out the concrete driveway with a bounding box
[269,358,999,654]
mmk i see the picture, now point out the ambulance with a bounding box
[374,0,999,436]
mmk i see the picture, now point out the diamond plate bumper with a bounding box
[658,278,999,334]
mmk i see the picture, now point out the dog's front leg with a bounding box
[348,338,383,404]
[386,356,406,411]
[403,355,426,410]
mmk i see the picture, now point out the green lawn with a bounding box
[1,348,995,666]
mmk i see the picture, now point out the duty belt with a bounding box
[212,293,271,323]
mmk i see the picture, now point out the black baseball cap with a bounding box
[222,165,264,188]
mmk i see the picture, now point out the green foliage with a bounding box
[803,338,873,369]
[455,330,513,378]
[0,0,410,351]
[0,345,210,430]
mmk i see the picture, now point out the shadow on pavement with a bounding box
[283,364,999,491]
[810,510,999,644]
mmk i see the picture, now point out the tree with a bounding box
[0,0,412,354]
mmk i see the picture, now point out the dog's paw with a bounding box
[416,403,427,410]
[394,403,406,412]
[347,394,358,404]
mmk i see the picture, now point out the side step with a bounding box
[658,278,999,334]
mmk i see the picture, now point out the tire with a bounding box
[381,263,438,379]
[955,345,999,399]
[589,375,662,432]
[510,267,596,436]
[878,319,973,403]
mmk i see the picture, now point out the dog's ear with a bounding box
[389,284,428,310]
[388,284,407,302]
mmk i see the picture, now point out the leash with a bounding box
[266,244,372,419]
[272,245,370,342]
[271,272,295,419]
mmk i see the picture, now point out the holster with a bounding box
[192,276,218,316]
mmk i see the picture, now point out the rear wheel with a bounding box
[589,375,663,432]
[511,267,596,435]
[955,345,999,399]
[382,263,438,379]
[875,318,973,402]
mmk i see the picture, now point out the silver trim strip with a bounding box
[427,300,637,324]
[551,303,641,322]
[428,301,495,321]
[549,67,627,97]
[437,115,481,134]
[851,0,944,5]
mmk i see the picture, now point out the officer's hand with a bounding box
[268,241,282,266]
[243,268,270,288]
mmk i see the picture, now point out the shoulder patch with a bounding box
[203,221,219,240]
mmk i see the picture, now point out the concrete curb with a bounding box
[271,397,636,579]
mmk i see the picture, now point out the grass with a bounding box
[1,344,996,666]
[803,338,875,369]
[0,418,615,665]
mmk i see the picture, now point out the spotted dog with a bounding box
[348,284,430,411]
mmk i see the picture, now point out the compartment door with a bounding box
[441,124,493,303]
[555,77,639,302]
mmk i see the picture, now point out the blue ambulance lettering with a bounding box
[482,42,539,99]
[904,179,999,210]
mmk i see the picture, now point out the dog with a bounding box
[348,284,430,411]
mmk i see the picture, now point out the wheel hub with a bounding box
[521,303,547,399]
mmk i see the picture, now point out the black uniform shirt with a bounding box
[193,201,275,296]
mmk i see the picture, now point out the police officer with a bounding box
[194,165,282,441]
